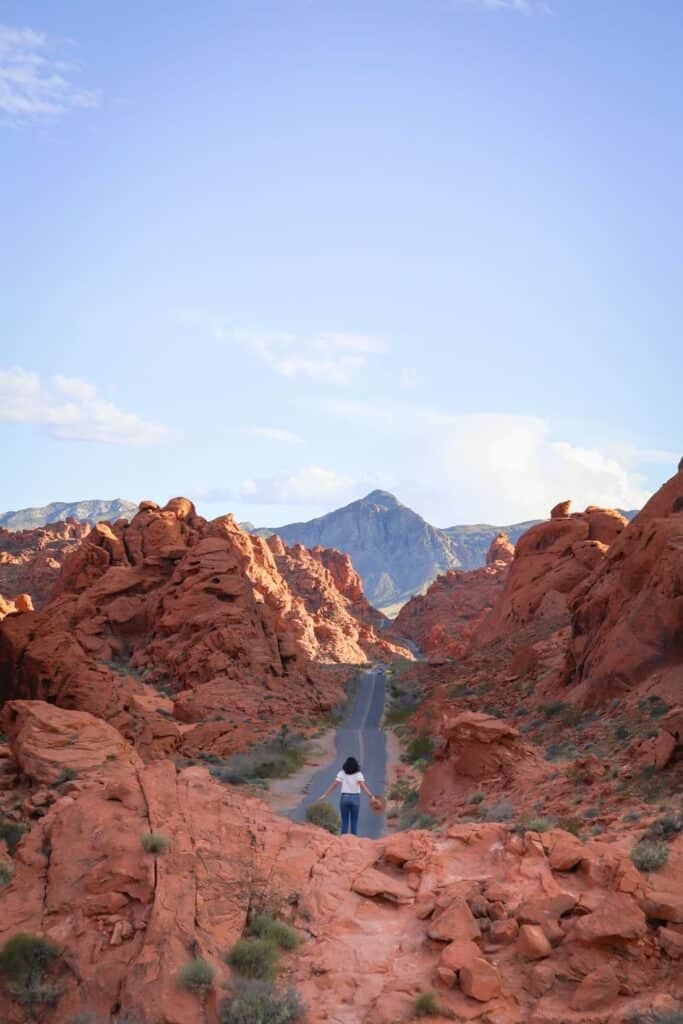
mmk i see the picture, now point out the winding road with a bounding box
[288,664,387,839]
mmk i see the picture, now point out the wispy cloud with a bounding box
[0,367,169,444]
[242,426,304,444]
[0,23,98,120]
[229,329,386,384]
[322,398,659,523]
[198,465,364,508]
[459,0,551,13]
[179,312,387,385]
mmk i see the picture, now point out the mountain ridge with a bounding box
[0,499,139,531]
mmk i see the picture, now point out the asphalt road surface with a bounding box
[289,664,387,839]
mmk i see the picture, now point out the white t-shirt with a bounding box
[336,770,365,794]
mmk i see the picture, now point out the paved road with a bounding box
[289,664,387,839]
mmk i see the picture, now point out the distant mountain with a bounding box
[443,520,541,570]
[251,490,460,613]
[249,494,640,613]
[251,490,536,613]
[0,499,139,532]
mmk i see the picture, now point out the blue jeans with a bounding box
[340,793,360,835]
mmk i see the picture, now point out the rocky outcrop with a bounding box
[565,461,683,704]
[0,593,33,621]
[391,535,511,660]
[418,711,546,813]
[474,503,628,645]
[0,520,89,606]
[486,531,514,565]
[0,499,410,759]
[0,702,680,1024]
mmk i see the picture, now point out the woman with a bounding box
[320,756,377,836]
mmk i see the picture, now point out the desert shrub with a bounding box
[555,817,582,837]
[54,767,78,785]
[646,812,683,841]
[211,733,309,786]
[220,979,304,1024]
[0,933,61,1009]
[0,819,26,855]
[467,791,485,805]
[584,806,600,820]
[0,859,13,887]
[628,1012,683,1024]
[481,799,515,822]
[631,839,669,872]
[615,723,630,741]
[405,734,434,764]
[414,990,440,1017]
[516,816,554,834]
[227,939,279,981]
[248,916,300,951]
[305,801,340,835]
[623,810,641,822]
[140,832,169,855]
[178,957,215,994]
[638,695,672,719]
[387,778,415,802]
[541,701,566,718]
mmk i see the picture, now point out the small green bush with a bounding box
[248,916,300,951]
[305,801,340,835]
[414,990,440,1017]
[0,933,61,1009]
[54,767,78,785]
[387,778,415,802]
[405,734,434,764]
[227,939,279,980]
[646,812,683,841]
[140,832,169,855]
[0,819,27,855]
[631,839,669,873]
[481,799,515,822]
[0,860,13,887]
[467,791,485,805]
[220,979,304,1024]
[178,957,215,994]
[555,817,582,837]
[516,816,554,833]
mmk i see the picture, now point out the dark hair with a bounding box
[342,756,360,775]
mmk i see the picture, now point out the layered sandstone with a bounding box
[0,701,680,1024]
[474,503,628,646]
[0,499,409,759]
[0,520,89,607]
[391,535,511,660]
[565,461,683,704]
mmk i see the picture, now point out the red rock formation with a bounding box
[0,593,33,621]
[0,701,680,1024]
[391,556,509,662]
[0,519,89,606]
[418,711,546,814]
[565,462,683,704]
[486,530,514,565]
[474,502,628,646]
[0,499,410,759]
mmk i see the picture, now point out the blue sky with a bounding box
[1,0,680,527]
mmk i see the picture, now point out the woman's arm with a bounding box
[359,781,375,799]
[320,778,341,799]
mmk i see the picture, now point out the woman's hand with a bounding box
[360,781,375,800]
[320,778,340,800]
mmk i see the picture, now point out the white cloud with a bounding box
[227,328,386,384]
[198,466,363,507]
[242,426,304,444]
[322,399,654,523]
[0,23,98,119]
[460,0,551,13]
[0,367,169,445]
